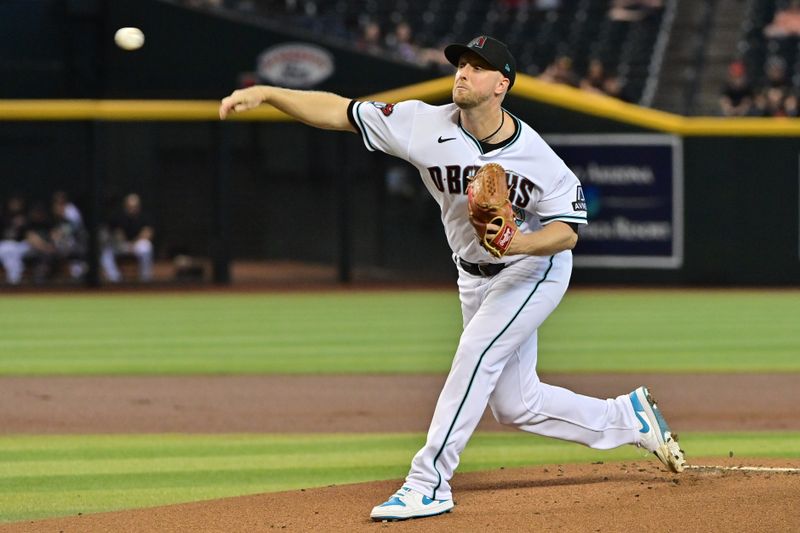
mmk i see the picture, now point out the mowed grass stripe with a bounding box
[1,432,799,522]
[1,291,799,374]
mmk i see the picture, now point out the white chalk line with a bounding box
[686,465,800,473]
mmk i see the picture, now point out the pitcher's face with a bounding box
[452,52,508,109]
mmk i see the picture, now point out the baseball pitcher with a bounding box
[220,35,686,522]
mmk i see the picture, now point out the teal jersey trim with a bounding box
[458,108,521,155]
[503,113,522,149]
[354,102,378,151]
[430,255,556,499]
[540,214,588,223]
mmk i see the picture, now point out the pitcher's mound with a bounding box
[5,458,799,532]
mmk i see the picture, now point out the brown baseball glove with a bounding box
[466,162,517,258]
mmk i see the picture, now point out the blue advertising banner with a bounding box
[545,134,683,268]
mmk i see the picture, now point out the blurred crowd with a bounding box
[539,56,632,101]
[180,0,669,103]
[0,192,155,285]
[720,57,798,117]
[353,20,450,69]
[179,0,800,114]
[720,0,800,117]
[763,0,800,39]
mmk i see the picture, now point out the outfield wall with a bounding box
[1,0,798,285]
[3,98,798,285]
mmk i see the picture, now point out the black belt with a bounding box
[458,258,508,277]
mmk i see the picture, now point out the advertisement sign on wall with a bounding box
[545,134,683,268]
[257,43,335,88]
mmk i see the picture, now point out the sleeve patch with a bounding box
[572,186,587,212]
[370,101,395,116]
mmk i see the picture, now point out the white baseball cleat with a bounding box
[630,386,686,473]
[370,486,454,521]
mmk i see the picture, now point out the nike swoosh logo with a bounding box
[634,410,650,434]
[438,136,456,143]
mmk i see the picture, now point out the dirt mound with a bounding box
[4,459,799,532]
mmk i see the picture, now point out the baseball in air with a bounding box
[114,27,145,51]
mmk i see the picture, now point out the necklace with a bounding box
[479,111,505,142]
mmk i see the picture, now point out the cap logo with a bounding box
[504,63,511,72]
[468,36,487,49]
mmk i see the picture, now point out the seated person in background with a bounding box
[540,55,579,86]
[356,20,383,56]
[764,0,800,38]
[385,21,421,64]
[756,84,798,116]
[101,193,155,282]
[580,58,609,94]
[52,191,83,226]
[50,194,88,280]
[763,55,791,92]
[0,195,30,284]
[754,56,797,116]
[601,71,632,101]
[20,203,57,283]
[719,60,755,116]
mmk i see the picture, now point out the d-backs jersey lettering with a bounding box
[347,99,587,263]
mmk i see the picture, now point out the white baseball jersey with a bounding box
[348,98,640,503]
[348,99,587,263]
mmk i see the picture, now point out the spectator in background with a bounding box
[383,20,449,70]
[579,58,609,94]
[0,195,30,284]
[101,193,155,282]
[417,38,453,70]
[1,196,26,241]
[21,203,57,283]
[50,194,88,280]
[357,20,383,56]
[540,55,579,86]
[602,71,633,101]
[577,59,632,101]
[719,60,755,116]
[754,56,797,117]
[385,21,420,64]
[764,0,800,38]
[52,191,83,226]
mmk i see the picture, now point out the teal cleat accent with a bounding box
[370,486,454,521]
[629,392,651,434]
[630,386,686,473]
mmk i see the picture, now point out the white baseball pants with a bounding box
[404,251,640,500]
[101,239,154,282]
[0,240,31,284]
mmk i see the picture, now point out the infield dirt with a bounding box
[2,373,799,433]
[2,373,799,531]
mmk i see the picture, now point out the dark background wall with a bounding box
[1,1,798,285]
[0,0,439,99]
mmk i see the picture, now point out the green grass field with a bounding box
[1,289,798,523]
[2,432,799,523]
[0,290,798,374]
